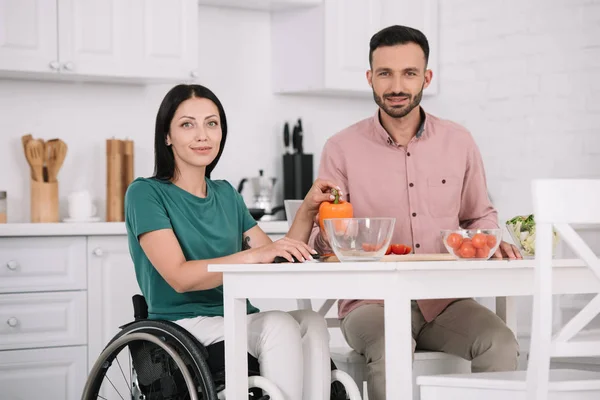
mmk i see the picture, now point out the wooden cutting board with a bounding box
[322,253,456,262]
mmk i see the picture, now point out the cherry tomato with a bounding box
[391,244,406,255]
[362,243,375,252]
[486,234,497,248]
[404,246,412,254]
[459,242,476,258]
[385,245,392,255]
[475,245,491,259]
[446,233,463,249]
[471,233,487,249]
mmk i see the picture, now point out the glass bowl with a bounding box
[441,229,502,260]
[505,220,559,259]
[324,218,396,262]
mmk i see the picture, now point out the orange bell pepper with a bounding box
[318,188,353,232]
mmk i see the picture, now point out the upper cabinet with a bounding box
[271,0,439,97]
[0,0,199,83]
[0,0,59,76]
[197,0,322,11]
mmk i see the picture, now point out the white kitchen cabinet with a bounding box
[0,222,290,398]
[271,0,439,96]
[128,0,199,81]
[198,0,322,11]
[0,236,87,294]
[0,0,59,75]
[0,291,87,351]
[87,235,141,372]
[1,346,87,400]
[0,0,199,83]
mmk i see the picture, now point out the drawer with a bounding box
[0,236,86,293]
[1,346,87,400]
[0,291,87,351]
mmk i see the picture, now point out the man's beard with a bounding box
[373,83,424,119]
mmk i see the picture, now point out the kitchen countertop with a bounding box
[2,221,598,238]
[0,220,291,237]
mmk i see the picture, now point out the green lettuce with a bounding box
[506,214,559,256]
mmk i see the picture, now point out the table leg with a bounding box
[496,296,518,336]
[385,293,413,399]
[224,293,248,399]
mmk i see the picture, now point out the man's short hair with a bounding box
[369,25,430,68]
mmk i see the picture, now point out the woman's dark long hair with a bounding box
[152,84,228,180]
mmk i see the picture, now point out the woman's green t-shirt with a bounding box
[125,177,259,321]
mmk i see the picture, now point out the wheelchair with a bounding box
[82,295,362,400]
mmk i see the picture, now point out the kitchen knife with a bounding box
[296,118,304,154]
[292,123,299,153]
[283,122,290,154]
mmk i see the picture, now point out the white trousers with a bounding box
[174,309,331,400]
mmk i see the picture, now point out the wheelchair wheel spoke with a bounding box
[105,376,127,400]
[115,354,133,398]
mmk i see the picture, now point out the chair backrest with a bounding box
[284,200,304,228]
[528,179,600,398]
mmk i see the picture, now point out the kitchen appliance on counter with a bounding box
[282,118,313,201]
[237,169,284,221]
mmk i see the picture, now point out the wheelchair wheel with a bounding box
[82,320,219,400]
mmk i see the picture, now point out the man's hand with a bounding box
[491,241,522,260]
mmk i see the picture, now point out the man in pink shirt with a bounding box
[309,25,522,400]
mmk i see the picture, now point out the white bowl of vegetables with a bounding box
[506,214,559,258]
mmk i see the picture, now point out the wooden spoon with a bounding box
[25,139,45,182]
[46,139,68,182]
[21,134,33,179]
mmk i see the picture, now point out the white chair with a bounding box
[284,200,471,400]
[417,179,600,400]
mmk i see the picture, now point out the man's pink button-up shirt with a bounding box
[309,108,498,322]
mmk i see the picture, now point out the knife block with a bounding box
[30,179,59,223]
[283,153,313,200]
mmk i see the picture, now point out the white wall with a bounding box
[423,0,600,225]
[421,0,600,355]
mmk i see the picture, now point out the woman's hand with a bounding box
[300,178,343,221]
[248,236,317,263]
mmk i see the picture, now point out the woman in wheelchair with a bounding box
[90,84,347,400]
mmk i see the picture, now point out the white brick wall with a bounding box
[423,0,600,224]
[422,0,600,351]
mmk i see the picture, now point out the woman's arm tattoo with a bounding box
[242,235,251,250]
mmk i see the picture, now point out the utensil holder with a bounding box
[31,179,59,223]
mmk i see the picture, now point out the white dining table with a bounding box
[208,258,599,399]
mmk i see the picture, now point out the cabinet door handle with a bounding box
[93,248,104,257]
[63,62,74,71]
[7,317,18,327]
[6,260,18,270]
[49,61,60,70]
